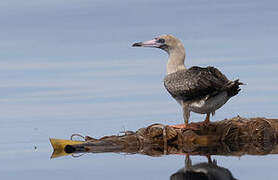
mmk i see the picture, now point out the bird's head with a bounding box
[132,34,184,55]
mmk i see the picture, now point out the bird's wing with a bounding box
[164,66,229,100]
[206,66,229,84]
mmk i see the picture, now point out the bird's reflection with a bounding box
[170,155,236,180]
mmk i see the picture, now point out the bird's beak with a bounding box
[132,39,162,48]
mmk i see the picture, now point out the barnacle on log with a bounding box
[50,116,278,158]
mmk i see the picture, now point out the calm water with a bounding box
[0,0,278,179]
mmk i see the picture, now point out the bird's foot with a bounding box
[169,124,186,129]
[169,123,199,130]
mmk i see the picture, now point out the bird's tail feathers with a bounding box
[224,79,244,97]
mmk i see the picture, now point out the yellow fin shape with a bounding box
[49,138,84,158]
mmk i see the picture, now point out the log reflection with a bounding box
[49,116,278,179]
[50,116,278,158]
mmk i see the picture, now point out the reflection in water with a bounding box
[170,155,236,180]
[50,117,278,158]
[50,116,278,179]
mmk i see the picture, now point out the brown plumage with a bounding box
[164,66,242,101]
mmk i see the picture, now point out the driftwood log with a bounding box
[50,116,278,158]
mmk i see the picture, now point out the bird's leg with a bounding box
[204,113,210,124]
[170,104,198,130]
[193,113,211,128]
[183,108,190,125]
[169,104,190,129]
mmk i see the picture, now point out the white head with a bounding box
[132,34,185,55]
[132,35,186,74]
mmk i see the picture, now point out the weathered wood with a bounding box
[50,116,278,158]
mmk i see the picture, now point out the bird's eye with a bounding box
[157,38,165,43]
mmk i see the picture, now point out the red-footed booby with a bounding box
[132,35,243,129]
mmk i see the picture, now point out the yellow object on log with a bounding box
[49,138,84,158]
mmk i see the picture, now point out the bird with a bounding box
[170,155,237,180]
[132,35,243,129]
